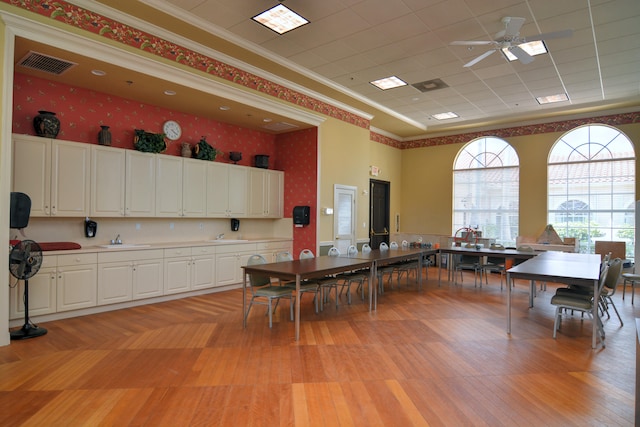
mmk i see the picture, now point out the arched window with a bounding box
[548,124,635,257]
[453,137,519,246]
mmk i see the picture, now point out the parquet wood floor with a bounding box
[0,268,637,426]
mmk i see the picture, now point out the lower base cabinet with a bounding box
[56,253,98,312]
[98,249,164,304]
[9,260,57,320]
[215,244,257,286]
[164,246,216,294]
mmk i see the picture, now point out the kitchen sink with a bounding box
[208,239,249,243]
[99,244,151,249]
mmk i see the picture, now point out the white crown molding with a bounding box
[65,0,374,122]
[1,11,325,127]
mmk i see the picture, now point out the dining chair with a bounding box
[621,270,640,304]
[244,254,294,328]
[347,245,358,257]
[328,247,340,257]
[390,241,399,249]
[361,243,372,253]
[379,242,389,251]
[401,240,409,248]
[550,263,610,343]
[299,249,315,259]
[482,246,506,289]
[453,254,482,287]
[276,251,320,313]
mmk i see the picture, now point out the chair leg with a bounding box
[268,299,273,328]
[607,296,623,326]
[290,296,294,321]
[553,307,561,338]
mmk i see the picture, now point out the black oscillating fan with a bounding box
[9,240,47,339]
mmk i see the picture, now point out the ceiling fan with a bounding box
[451,17,572,67]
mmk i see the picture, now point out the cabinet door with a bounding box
[216,253,239,286]
[97,262,133,305]
[12,135,51,216]
[182,158,207,217]
[125,150,156,217]
[133,259,164,300]
[57,264,97,312]
[228,165,248,217]
[192,255,216,290]
[266,170,283,218]
[206,162,230,217]
[9,267,57,320]
[248,168,266,217]
[156,155,183,217]
[91,145,126,217]
[164,256,191,294]
[51,140,91,217]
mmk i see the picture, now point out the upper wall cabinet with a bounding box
[206,162,248,218]
[155,154,183,217]
[248,168,283,218]
[12,134,90,217]
[182,157,207,217]
[125,150,156,217]
[91,145,126,217]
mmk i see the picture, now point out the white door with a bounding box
[334,185,357,254]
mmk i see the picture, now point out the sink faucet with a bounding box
[216,233,224,240]
[110,234,122,245]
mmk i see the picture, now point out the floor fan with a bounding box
[9,240,46,339]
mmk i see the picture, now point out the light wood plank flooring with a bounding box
[0,267,637,426]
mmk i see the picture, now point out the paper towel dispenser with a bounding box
[293,206,310,225]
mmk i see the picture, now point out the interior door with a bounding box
[370,180,390,249]
[334,185,356,254]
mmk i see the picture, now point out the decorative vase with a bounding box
[33,111,60,138]
[181,142,192,157]
[229,151,242,164]
[98,125,112,146]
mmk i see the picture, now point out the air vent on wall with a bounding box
[262,121,299,131]
[411,78,449,93]
[17,51,78,75]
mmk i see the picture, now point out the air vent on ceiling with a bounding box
[411,78,449,93]
[262,121,299,131]
[18,51,78,75]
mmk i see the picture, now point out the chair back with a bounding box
[598,263,611,296]
[276,251,293,263]
[379,242,389,251]
[390,241,399,250]
[247,254,270,287]
[299,249,315,259]
[328,247,340,257]
[347,245,358,256]
[516,245,534,252]
[362,243,372,253]
[603,258,623,291]
[490,243,505,250]
[401,240,409,248]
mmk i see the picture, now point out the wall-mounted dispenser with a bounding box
[231,218,240,231]
[293,206,310,226]
[85,217,97,238]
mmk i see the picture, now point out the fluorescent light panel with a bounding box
[370,76,407,90]
[502,40,548,61]
[252,4,309,35]
[536,93,569,104]
[432,112,459,120]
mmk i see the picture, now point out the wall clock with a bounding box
[163,120,182,141]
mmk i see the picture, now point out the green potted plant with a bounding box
[134,129,166,153]
[193,136,218,161]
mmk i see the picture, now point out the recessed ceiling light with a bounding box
[502,40,548,61]
[164,90,176,96]
[91,69,106,76]
[219,106,231,111]
[252,4,309,35]
[370,76,407,90]
[432,112,459,120]
[536,93,569,104]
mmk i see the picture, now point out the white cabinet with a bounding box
[91,145,126,217]
[215,243,257,286]
[206,163,248,217]
[257,241,293,263]
[97,249,164,304]
[56,253,97,312]
[9,255,57,320]
[163,246,217,294]
[12,134,90,217]
[248,169,283,218]
[125,150,156,217]
[156,154,183,217]
[182,158,207,217]
[190,246,216,290]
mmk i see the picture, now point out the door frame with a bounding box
[333,184,357,253]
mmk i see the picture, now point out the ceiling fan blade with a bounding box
[464,49,496,67]
[508,45,534,64]
[524,28,573,42]
[450,40,494,46]
[503,17,525,37]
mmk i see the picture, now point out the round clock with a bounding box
[163,120,182,141]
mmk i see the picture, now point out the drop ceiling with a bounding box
[18,0,640,138]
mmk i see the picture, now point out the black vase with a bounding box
[98,125,112,146]
[33,111,60,138]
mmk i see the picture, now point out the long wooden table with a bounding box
[243,256,374,341]
[506,251,602,348]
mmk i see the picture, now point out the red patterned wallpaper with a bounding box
[274,128,318,258]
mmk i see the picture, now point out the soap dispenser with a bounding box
[84,217,97,238]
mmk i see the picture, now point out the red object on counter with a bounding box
[9,240,81,251]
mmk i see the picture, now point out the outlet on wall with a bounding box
[135,223,141,230]
[199,222,204,230]
[169,222,174,230]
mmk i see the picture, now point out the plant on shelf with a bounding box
[134,129,166,153]
[193,136,218,161]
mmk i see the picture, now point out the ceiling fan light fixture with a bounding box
[370,76,407,90]
[502,40,548,61]
[536,93,569,104]
[252,4,309,35]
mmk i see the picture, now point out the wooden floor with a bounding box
[1,267,638,426]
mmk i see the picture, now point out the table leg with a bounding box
[507,271,511,334]
[370,261,376,311]
[529,280,535,308]
[592,278,598,349]
[438,253,442,286]
[242,270,247,329]
[295,274,301,341]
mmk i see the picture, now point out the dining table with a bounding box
[506,251,602,348]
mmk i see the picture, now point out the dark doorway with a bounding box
[369,179,390,249]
